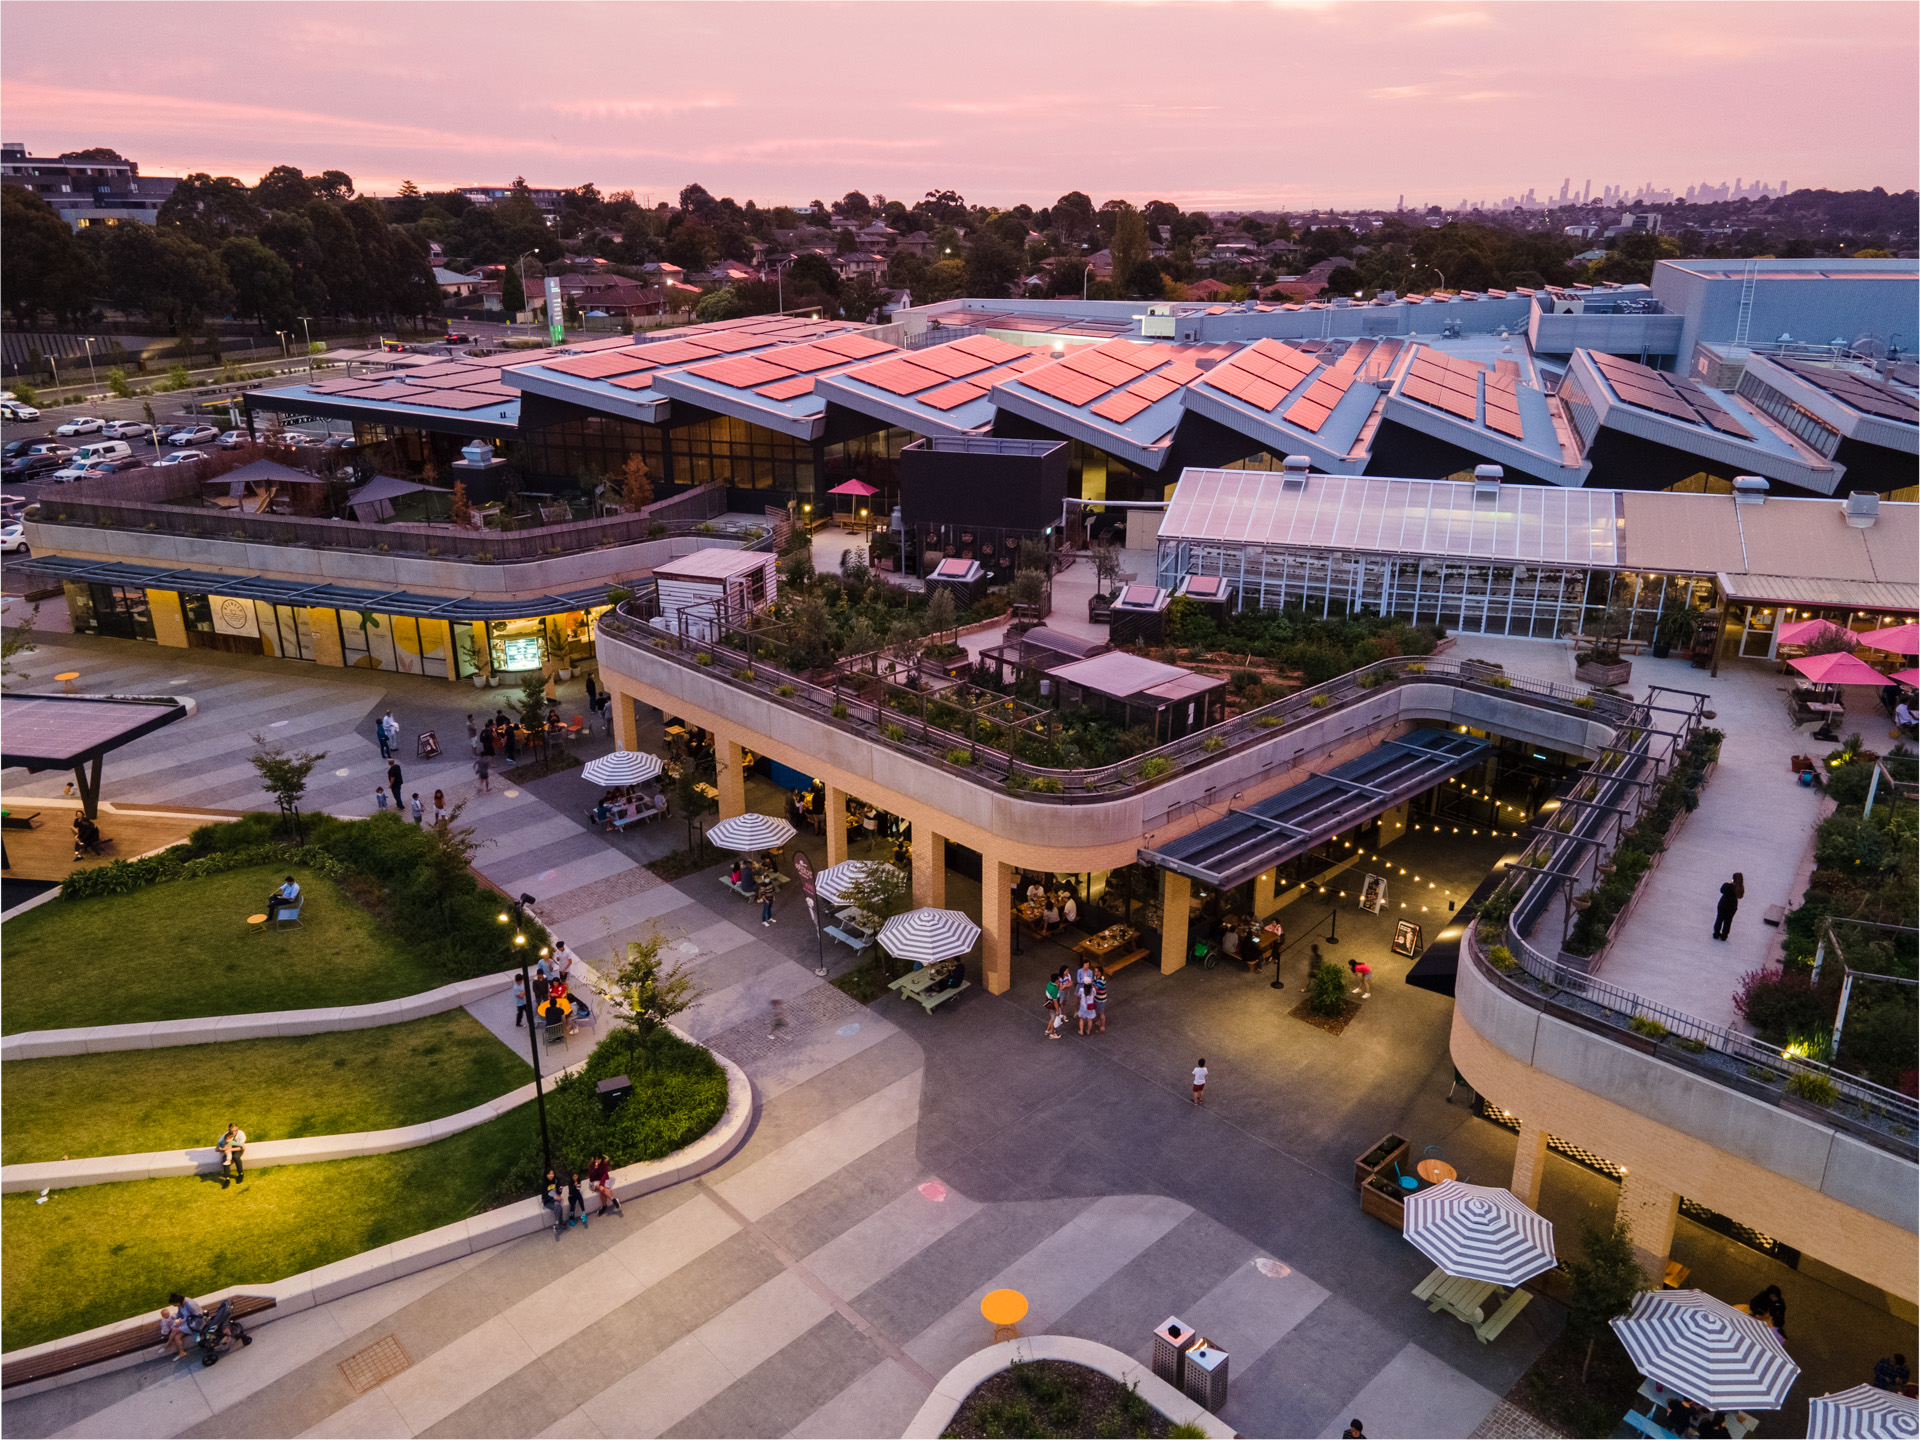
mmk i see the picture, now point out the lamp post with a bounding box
[496,894,556,1184]
[298,316,314,377]
[83,337,98,392]
[276,330,290,360]
[515,251,541,336]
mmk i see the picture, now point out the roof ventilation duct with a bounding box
[1472,464,1504,501]
[1281,455,1311,490]
[1733,475,1769,505]
[1843,490,1881,528]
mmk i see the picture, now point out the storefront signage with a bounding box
[545,277,564,345]
[211,595,260,637]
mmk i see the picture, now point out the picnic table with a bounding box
[825,907,877,952]
[888,961,969,1013]
[1412,1265,1533,1344]
[1628,1378,1758,1439]
[1075,924,1149,972]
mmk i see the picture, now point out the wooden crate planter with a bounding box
[1353,1133,1409,1192]
[1576,657,1633,687]
[1361,1174,1407,1230]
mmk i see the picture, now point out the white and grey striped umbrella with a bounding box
[580,750,663,786]
[1402,1180,1557,1286]
[878,907,981,964]
[706,813,798,852]
[816,861,906,906]
[1610,1289,1800,1411]
[1808,1386,1919,1439]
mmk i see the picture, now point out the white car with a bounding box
[0,401,39,422]
[1,521,25,554]
[217,430,252,449]
[277,431,316,447]
[154,448,208,468]
[101,420,152,440]
[55,416,107,437]
[168,425,219,445]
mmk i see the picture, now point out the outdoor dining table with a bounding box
[1412,1265,1500,1324]
[1416,1159,1458,1184]
[1634,1378,1758,1439]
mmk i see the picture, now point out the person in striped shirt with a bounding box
[1093,966,1109,1033]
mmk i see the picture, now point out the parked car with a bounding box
[168,424,219,445]
[217,430,252,449]
[0,401,41,422]
[50,456,141,482]
[443,331,472,344]
[153,448,208,468]
[276,431,317,447]
[2,441,30,460]
[22,442,74,460]
[101,420,152,440]
[70,441,134,465]
[1,520,26,554]
[0,453,62,479]
[54,415,107,436]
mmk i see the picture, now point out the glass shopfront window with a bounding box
[255,601,317,662]
[488,617,546,673]
[339,612,451,677]
[64,582,155,642]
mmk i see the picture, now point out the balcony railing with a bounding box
[599,599,1633,803]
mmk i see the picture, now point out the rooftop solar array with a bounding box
[994,337,1245,446]
[1400,349,1483,423]
[834,334,1051,414]
[1774,357,1920,424]
[1587,352,1751,437]
[930,311,1135,339]
[1160,470,1622,566]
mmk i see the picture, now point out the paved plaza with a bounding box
[2,629,1908,1438]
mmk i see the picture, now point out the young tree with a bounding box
[2,611,37,679]
[248,732,327,835]
[1089,539,1124,597]
[603,927,700,1072]
[1565,1219,1651,1383]
[621,454,654,511]
[501,263,526,317]
[1108,208,1151,297]
[925,586,957,638]
[840,861,914,932]
[673,754,715,854]
[450,477,473,528]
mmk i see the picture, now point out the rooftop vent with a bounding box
[1472,464,1504,500]
[1843,490,1881,529]
[1733,475,1769,505]
[1281,455,1311,490]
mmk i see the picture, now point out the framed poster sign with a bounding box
[1392,920,1423,958]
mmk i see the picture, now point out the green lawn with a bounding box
[1,1109,538,1352]
[1,864,453,1034]
[3,1011,532,1165]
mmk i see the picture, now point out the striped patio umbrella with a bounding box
[1610,1289,1800,1411]
[706,813,798,852]
[877,907,981,964]
[1808,1385,1919,1439]
[580,750,663,786]
[816,861,906,906]
[1402,1180,1557,1286]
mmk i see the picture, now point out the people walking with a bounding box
[475,752,492,793]
[1712,872,1745,940]
[1351,958,1372,997]
[377,711,393,759]
[757,872,777,926]
[387,759,404,809]
[1191,1058,1208,1105]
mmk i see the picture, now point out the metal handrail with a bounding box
[599,606,1632,803]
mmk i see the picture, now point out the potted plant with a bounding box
[1576,603,1634,687]
[1652,604,1701,660]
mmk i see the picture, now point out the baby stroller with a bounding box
[192,1298,254,1367]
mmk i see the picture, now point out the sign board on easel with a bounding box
[1359,874,1387,914]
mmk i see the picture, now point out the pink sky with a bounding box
[3,2,1913,210]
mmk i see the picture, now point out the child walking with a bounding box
[1192,1058,1208,1105]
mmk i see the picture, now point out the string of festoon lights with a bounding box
[1322,804,1525,913]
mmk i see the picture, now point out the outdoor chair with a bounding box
[543,1012,568,1050]
[274,903,304,930]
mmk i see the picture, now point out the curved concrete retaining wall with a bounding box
[0,972,516,1061]
[0,1041,754,1395]
[903,1334,1233,1440]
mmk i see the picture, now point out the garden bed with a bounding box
[1289,993,1362,1035]
[1505,1327,1643,1438]
[942,1359,1191,1440]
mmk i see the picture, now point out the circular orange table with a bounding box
[982,1288,1028,1344]
[55,672,80,693]
[247,913,269,934]
[1416,1159,1458,1184]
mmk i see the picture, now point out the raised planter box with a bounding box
[1576,657,1633,687]
[1361,1174,1406,1229]
[1353,1133,1409,1192]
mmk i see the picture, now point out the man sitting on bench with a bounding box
[265,875,300,922]
[71,812,106,860]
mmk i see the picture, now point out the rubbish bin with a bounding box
[1182,1341,1229,1413]
[596,1075,633,1115]
[1152,1317,1198,1389]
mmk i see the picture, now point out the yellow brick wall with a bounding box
[145,589,188,650]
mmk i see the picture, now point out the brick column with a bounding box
[1510,1121,1549,1210]
[611,688,638,751]
[1616,1171,1680,1282]
[982,857,1014,994]
[716,736,746,819]
[1160,871,1191,975]
[1253,869,1278,919]
[825,785,849,866]
[912,823,945,908]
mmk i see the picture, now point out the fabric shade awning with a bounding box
[581,751,663,786]
[1861,622,1920,656]
[877,907,980,963]
[1717,571,1919,613]
[1788,651,1891,686]
[349,474,442,508]
[1776,618,1855,648]
[828,479,878,496]
[1891,668,1919,687]
[815,861,905,907]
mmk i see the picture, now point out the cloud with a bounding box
[1457,90,1522,102]
[1417,10,1494,27]
[1369,85,1430,101]
[544,96,736,120]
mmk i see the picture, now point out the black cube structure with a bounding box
[596,1075,633,1115]
[1108,583,1171,646]
[1176,573,1232,627]
[900,436,1068,579]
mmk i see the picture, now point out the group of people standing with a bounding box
[512,940,590,1035]
[1043,960,1109,1040]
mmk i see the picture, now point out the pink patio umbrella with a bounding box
[1788,651,1892,687]
[1890,668,1919,687]
[828,477,880,527]
[1860,622,1919,655]
[1776,618,1855,648]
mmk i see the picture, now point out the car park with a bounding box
[168,424,219,445]
[0,401,41,422]
[54,416,107,437]
[153,448,208,468]
[101,420,153,440]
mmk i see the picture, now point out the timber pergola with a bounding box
[1,693,192,819]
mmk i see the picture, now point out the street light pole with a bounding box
[497,894,556,1184]
[83,338,98,392]
[298,316,313,377]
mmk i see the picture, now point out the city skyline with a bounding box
[1,1,1913,211]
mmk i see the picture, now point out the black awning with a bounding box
[1404,846,1523,998]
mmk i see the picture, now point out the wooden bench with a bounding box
[824,923,874,953]
[1473,1287,1532,1344]
[888,965,969,1013]
[1625,1410,1677,1440]
[1,1295,277,1390]
[720,875,756,899]
[1100,946,1150,974]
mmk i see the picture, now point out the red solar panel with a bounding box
[346,382,425,400]
[812,333,896,360]
[759,344,847,374]
[631,340,719,365]
[1486,409,1526,439]
[1436,390,1477,420]
[1203,366,1256,400]
[1005,352,1050,373]
[454,382,518,398]
[608,372,655,390]
[420,390,510,411]
[1060,350,1137,386]
[685,356,796,389]
[1440,370,1479,396]
[755,376,817,401]
[406,364,487,381]
[1282,398,1331,431]
[541,351,657,380]
[918,381,988,411]
[905,345,995,380]
[1090,392,1152,424]
[1158,361,1204,385]
[1018,365,1111,407]
[946,334,1028,364]
[1239,375,1289,412]
[847,357,945,396]
[1127,374,1182,404]
[694,332,774,354]
[1090,339,1159,371]
[305,378,385,395]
